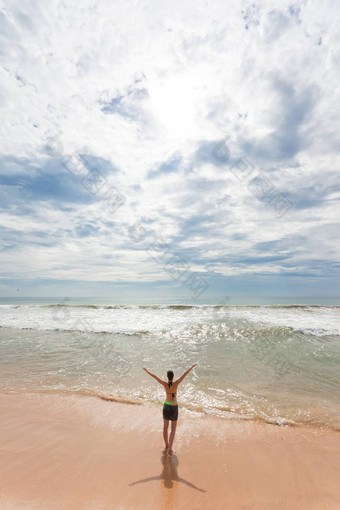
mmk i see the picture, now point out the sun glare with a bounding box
[149,74,198,138]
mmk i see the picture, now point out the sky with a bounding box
[0,0,339,300]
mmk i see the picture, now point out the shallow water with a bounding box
[0,303,339,428]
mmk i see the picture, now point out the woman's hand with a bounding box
[191,363,197,368]
[143,367,149,372]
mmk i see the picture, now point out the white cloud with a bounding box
[0,0,339,293]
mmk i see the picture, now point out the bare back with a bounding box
[163,380,180,404]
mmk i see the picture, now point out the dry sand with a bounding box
[0,391,339,509]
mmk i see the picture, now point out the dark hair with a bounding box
[167,370,174,388]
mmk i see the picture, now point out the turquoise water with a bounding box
[1,296,340,305]
[0,300,339,429]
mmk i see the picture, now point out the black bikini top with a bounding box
[168,381,175,399]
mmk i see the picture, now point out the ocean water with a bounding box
[0,298,339,429]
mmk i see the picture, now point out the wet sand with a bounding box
[0,391,339,509]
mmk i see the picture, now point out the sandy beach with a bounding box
[0,391,339,509]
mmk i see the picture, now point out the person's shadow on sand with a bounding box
[129,453,207,492]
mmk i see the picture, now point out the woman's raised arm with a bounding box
[143,367,166,385]
[175,364,197,385]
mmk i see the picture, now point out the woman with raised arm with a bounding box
[143,364,197,456]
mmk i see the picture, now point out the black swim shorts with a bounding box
[163,403,178,421]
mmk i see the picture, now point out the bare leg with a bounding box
[163,419,169,449]
[168,420,177,455]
